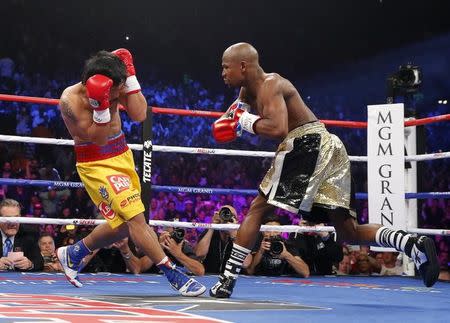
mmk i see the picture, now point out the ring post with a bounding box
[403,119,417,276]
[141,106,153,222]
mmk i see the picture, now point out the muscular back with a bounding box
[241,73,317,136]
[59,83,122,144]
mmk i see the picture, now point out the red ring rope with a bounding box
[0,94,448,128]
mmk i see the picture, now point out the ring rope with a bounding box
[0,94,448,128]
[0,135,449,162]
[1,217,449,236]
[0,178,448,199]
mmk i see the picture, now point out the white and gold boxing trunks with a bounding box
[259,121,356,218]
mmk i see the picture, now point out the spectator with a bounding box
[181,200,195,221]
[165,200,180,221]
[195,205,250,274]
[0,198,43,271]
[379,252,403,276]
[38,233,62,272]
[337,254,351,275]
[114,228,204,276]
[1,161,12,198]
[353,252,379,275]
[289,221,343,275]
[38,188,70,218]
[247,215,309,277]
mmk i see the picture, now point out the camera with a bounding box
[264,236,284,255]
[389,63,422,94]
[219,207,234,223]
[170,228,185,243]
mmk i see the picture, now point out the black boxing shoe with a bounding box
[209,274,236,298]
[410,236,440,287]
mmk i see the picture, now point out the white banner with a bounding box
[367,104,405,230]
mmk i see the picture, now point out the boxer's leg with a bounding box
[126,213,165,262]
[328,207,439,287]
[210,194,275,298]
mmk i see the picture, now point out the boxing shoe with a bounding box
[159,265,206,297]
[56,246,83,288]
[410,236,440,287]
[209,274,236,298]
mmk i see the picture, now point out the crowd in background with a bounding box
[0,35,448,278]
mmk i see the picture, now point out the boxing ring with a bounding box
[0,93,449,322]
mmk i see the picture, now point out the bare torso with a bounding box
[242,73,317,132]
[59,83,123,144]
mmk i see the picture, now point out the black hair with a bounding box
[81,50,127,86]
[262,214,281,225]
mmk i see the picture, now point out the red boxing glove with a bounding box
[112,48,136,76]
[212,101,260,143]
[112,48,141,94]
[212,116,242,143]
[86,74,113,124]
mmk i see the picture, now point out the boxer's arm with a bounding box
[113,48,147,122]
[60,96,110,146]
[119,93,147,122]
[254,79,289,139]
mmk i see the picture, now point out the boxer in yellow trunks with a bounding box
[75,131,144,229]
[209,42,439,298]
[56,49,205,296]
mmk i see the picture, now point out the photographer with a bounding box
[288,220,343,275]
[195,205,251,274]
[38,233,62,272]
[114,227,205,276]
[247,215,309,277]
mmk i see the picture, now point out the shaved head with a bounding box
[221,42,262,87]
[223,42,259,64]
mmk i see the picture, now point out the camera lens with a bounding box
[170,228,185,243]
[219,207,233,222]
[270,241,283,255]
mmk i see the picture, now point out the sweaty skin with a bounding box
[59,83,125,145]
[221,42,317,140]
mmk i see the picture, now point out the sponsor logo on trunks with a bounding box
[119,193,140,208]
[107,174,131,194]
[142,140,152,183]
[98,186,109,200]
[98,201,115,220]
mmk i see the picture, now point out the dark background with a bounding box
[1,0,450,89]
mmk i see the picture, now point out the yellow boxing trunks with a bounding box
[75,132,145,229]
[259,121,356,219]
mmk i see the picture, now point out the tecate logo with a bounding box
[143,151,152,183]
[143,140,152,149]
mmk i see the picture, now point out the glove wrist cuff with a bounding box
[125,75,141,94]
[240,111,260,134]
[93,109,111,125]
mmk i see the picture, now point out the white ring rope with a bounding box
[1,134,449,162]
[1,217,449,235]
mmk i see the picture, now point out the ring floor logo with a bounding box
[0,294,222,322]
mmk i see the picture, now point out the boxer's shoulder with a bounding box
[60,84,88,122]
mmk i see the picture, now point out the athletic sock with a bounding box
[222,243,251,279]
[375,226,414,257]
[157,256,175,272]
[68,239,91,265]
